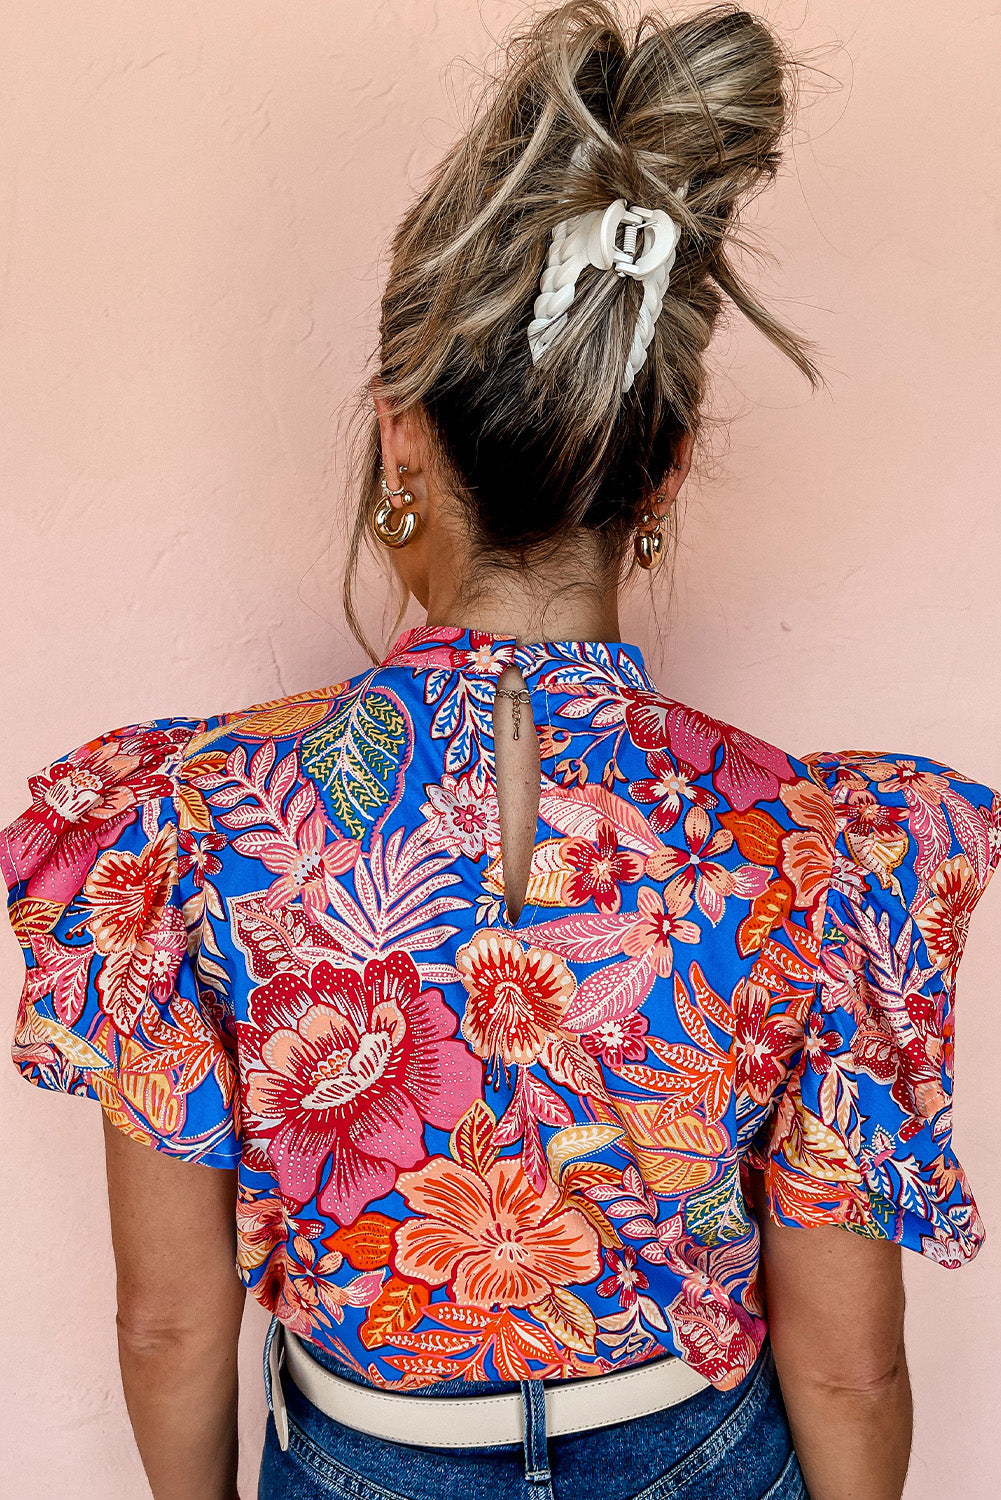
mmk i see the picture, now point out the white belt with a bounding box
[268,1321,711,1452]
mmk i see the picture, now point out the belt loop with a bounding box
[520,1378,552,1489]
[263,1315,290,1452]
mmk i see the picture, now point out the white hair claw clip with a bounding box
[528,188,686,392]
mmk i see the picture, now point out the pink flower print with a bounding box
[238,951,482,1222]
[247,809,359,916]
[420,772,500,859]
[621,884,702,978]
[624,694,795,814]
[177,831,225,889]
[646,806,770,926]
[2,733,182,904]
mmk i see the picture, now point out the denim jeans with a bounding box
[257,1315,808,1500]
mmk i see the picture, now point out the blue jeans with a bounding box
[257,1316,808,1499]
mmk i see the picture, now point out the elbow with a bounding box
[114,1305,204,1356]
[812,1352,909,1400]
[779,1338,910,1401]
[114,1283,244,1356]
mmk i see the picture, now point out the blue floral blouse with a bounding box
[3,624,999,1391]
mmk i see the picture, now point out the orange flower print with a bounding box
[563,820,643,913]
[456,932,576,1075]
[620,883,701,977]
[392,1155,601,1306]
[82,822,187,1035]
[238,951,483,1222]
[915,855,981,986]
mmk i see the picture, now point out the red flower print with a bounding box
[914,855,981,986]
[450,632,516,676]
[580,1011,649,1069]
[802,1011,842,1075]
[392,1154,601,1306]
[2,730,184,904]
[238,951,483,1223]
[621,884,701,977]
[730,980,803,1105]
[629,753,717,834]
[456,932,576,1075]
[82,822,187,1034]
[624,695,795,814]
[563,820,643,914]
[177,830,225,888]
[596,1245,649,1308]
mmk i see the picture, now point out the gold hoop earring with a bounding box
[633,505,665,569]
[372,463,420,548]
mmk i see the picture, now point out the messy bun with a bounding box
[343,1,820,651]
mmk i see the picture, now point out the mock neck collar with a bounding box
[380,623,655,692]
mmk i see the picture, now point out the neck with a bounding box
[418,532,623,646]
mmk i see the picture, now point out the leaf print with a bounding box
[545,1124,625,1178]
[717,808,784,866]
[326,1213,397,1271]
[517,912,634,962]
[449,1098,501,1176]
[25,933,94,1026]
[561,955,655,1033]
[358,1275,430,1350]
[229,892,347,983]
[482,837,572,910]
[735,878,794,958]
[28,1012,111,1070]
[302,686,411,839]
[684,1162,749,1244]
[529,1286,598,1354]
[539,782,662,857]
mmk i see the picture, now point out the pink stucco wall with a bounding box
[1,4,998,1495]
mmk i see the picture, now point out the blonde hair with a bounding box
[342,1,821,656]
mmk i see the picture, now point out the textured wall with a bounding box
[1,3,999,1496]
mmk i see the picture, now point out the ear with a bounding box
[654,431,695,514]
[370,378,426,494]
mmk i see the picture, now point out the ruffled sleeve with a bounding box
[1,717,240,1168]
[755,748,1001,1265]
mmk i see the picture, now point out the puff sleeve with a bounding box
[1,718,241,1168]
[756,748,1001,1265]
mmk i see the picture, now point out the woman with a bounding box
[3,3,998,1498]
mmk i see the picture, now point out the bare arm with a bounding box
[748,1169,912,1500]
[103,1114,246,1500]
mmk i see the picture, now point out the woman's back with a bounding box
[8,621,997,1393]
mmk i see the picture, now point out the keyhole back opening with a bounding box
[491,664,543,927]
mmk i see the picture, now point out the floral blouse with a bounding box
[4,624,1000,1392]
